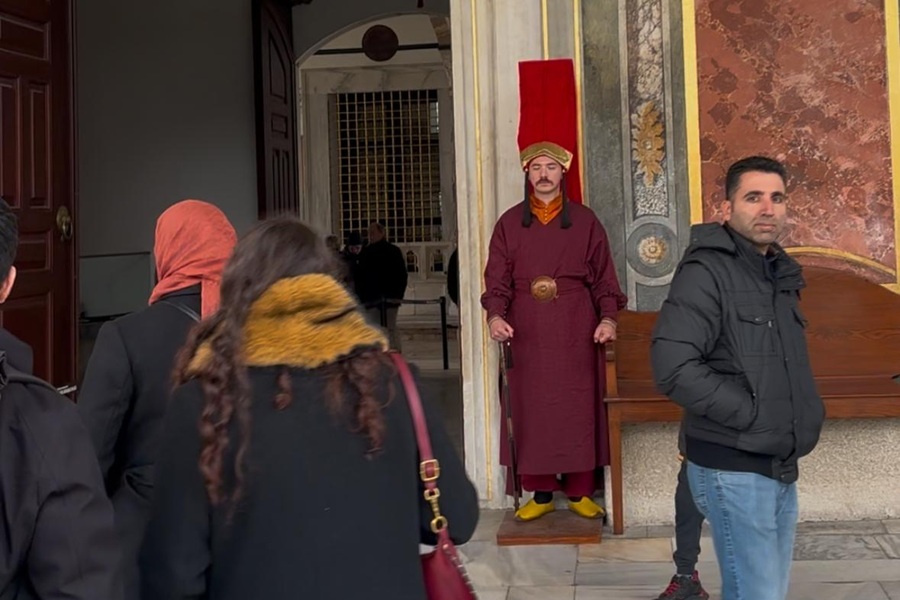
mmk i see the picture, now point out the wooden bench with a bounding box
[604,266,900,534]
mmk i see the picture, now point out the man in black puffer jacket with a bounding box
[651,156,824,600]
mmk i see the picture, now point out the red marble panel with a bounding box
[694,0,896,278]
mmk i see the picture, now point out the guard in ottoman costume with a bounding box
[482,58,627,522]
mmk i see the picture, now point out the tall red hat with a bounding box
[517,58,582,204]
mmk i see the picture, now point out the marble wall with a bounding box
[694,0,897,284]
[584,0,900,299]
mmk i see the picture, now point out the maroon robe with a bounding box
[482,201,626,487]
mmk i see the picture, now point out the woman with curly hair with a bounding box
[139,217,479,600]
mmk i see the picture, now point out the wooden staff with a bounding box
[499,341,521,511]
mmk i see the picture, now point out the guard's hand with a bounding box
[489,317,515,342]
[594,320,616,344]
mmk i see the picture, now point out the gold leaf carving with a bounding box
[631,101,665,187]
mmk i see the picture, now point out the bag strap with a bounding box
[388,352,449,535]
[159,299,201,323]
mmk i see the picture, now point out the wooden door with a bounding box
[253,0,299,218]
[0,0,76,386]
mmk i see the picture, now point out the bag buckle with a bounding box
[420,458,441,482]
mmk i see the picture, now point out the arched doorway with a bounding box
[294,8,464,456]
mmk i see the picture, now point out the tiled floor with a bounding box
[460,513,900,599]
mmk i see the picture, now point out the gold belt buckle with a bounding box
[530,276,558,303]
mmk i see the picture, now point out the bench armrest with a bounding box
[605,340,618,397]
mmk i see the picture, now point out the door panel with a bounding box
[253,0,299,217]
[0,0,76,386]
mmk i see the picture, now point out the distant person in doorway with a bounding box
[446,247,459,308]
[325,234,340,254]
[78,199,237,599]
[0,199,122,600]
[340,230,364,298]
[358,222,408,350]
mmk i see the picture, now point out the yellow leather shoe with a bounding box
[567,496,605,519]
[514,499,556,522]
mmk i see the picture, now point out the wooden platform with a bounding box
[495,509,603,546]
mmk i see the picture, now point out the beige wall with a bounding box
[620,422,900,526]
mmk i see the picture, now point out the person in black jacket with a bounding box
[139,217,478,600]
[78,199,237,598]
[340,230,364,298]
[0,199,122,600]
[358,222,408,350]
[446,247,459,308]
[651,156,824,600]
[654,439,708,600]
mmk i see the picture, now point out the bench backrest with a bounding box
[607,266,900,394]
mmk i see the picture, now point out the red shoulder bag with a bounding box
[389,352,478,600]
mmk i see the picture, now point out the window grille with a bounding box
[334,89,442,245]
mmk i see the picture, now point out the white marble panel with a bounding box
[577,538,672,563]
[882,581,900,599]
[787,582,889,600]
[575,561,720,588]
[790,560,900,583]
[508,586,575,600]
[458,541,578,587]
[575,586,720,600]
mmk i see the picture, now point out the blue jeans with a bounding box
[686,461,798,600]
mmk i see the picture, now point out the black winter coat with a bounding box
[357,240,408,304]
[446,249,459,307]
[0,329,122,600]
[77,287,201,598]
[651,224,825,481]
[139,366,479,600]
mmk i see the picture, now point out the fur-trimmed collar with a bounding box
[187,274,387,372]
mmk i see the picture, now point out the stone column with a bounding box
[450,0,584,508]
[581,0,691,310]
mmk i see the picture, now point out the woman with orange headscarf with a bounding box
[78,199,237,599]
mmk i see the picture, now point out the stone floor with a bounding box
[461,512,900,599]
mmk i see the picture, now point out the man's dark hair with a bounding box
[725,156,787,201]
[0,199,17,281]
